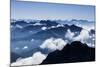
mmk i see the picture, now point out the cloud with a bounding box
[51,26,56,28]
[16,24,23,29]
[73,29,89,43]
[41,26,47,30]
[33,22,42,26]
[87,43,95,48]
[82,25,94,31]
[40,29,95,52]
[11,25,13,28]
[31,38,34,42]
[11,52,47,66]
[76,23,94,31]
[64,29,95,48]
[22,46,28,50]
[56,24,64,27]
[15,47,20,50]
[40,38,67,51]
[73,29,95,47]
[65,29,75,42]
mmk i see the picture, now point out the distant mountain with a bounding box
[25,24,82,40]
[11,20,29,26]
[39,20,59,27]
[11,23,83,42]
[69,24,82,32]
[90,29,95,34]
[22,25,44,32]
[70,19,94,24]
[31,27,68,39]
[11,19,95,64]
[41,41,95,64]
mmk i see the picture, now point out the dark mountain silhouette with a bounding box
[64,24,70,28]
[70,24,82,32]
[41,41,95,64]
[90,29,95,34]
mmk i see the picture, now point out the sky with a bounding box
[11,0,95,21]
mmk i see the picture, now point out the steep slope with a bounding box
[41,41,95,64]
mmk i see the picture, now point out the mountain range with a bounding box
[11,19,95,64]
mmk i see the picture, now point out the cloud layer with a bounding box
[65,29,95,48]
[11,28,95,66]
[11,52,47,66]
[40,28,95,53]
[65,29,75,42]
[40,38,67,52]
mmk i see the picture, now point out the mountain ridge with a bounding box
[41,41,95,64]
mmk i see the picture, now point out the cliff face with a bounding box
[41,41,95,64]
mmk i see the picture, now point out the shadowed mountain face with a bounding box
[39,20,59,27]
[41,41,95,64]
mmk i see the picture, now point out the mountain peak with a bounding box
[41,41,95,64]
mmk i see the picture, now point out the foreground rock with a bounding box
[41,41,95,64]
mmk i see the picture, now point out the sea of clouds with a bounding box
[11,52,47,66]
[11,27,95,66]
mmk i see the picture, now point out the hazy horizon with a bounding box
[11,0,95,21]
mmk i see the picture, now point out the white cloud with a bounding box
[73,29,90,43]
[76,24,94,31]
[51,26,56,28]
[64,29,95,48]
[40,38,67,51]
[11,25,13,28]
[22,46,28,50]
[15,47,20,50]
[73,29,95,48]
[11,52,47,66]
[65,29,75,41]
[31,38,34,42]
[83,25,94,31]
[41,26,47,30]
[16,24,23,29]
[87,43,95,48]
[92,38,95,41]
[56,24,64,27]
[33,22,42,26]
[40,29,95,51]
